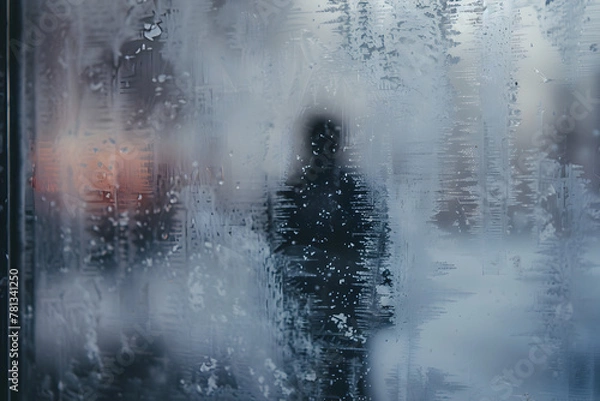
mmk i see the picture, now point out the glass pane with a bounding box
[5,0,600,400]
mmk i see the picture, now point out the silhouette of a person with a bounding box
[273,114,392,400]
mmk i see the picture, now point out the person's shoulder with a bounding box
[338,169,358,187]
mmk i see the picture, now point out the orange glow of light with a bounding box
[33,136,153,205]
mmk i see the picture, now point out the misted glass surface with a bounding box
[15,0,600,400]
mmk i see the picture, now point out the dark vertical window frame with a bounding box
[1,0,8,397]
[5,1,26,401]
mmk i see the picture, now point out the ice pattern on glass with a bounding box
[15,0,600,400]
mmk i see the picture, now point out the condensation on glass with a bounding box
[12,0,600,400]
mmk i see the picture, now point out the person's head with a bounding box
[287,112,347,185]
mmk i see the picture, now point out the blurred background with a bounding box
[10,0,600,400]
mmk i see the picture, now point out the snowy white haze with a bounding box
[16,0,600,400]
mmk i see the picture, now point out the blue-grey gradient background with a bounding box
[10,0,600,400]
